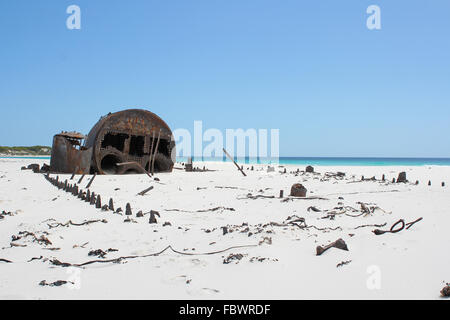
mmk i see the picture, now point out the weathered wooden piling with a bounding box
[149,210,159,224]
[125,203,132,216]
[95,195,102,209]
[185,157,193,172]
[279,190,284,198]
[222,226,228,235]
[86,173,97,189]
[73,185,79,196]
[90,192,96,205]
[397,172,407,183]
[109,198,114,211]
[77,174,85,184]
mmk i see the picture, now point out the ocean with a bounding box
[177,157,450,166]
[2,156,450,166]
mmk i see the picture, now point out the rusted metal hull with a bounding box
[50,135,92,174]
[49,109,175,175]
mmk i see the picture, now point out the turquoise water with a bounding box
[3,156,450,166]
[1,156,51,160]
[177,157,450,166]
[276,157,450,166]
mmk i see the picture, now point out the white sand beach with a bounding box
[0,158,449,299]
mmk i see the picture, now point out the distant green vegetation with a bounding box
[0,146,52,156]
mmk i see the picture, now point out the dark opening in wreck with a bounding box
[49,109,175,175]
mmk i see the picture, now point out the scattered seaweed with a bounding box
[47,219,107,229]
[39,280,74,287]
[164,207,235,213]
[337,260,352,268]
[48,244,258,268]
[223,253,244,264]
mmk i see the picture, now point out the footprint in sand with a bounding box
[185,287,220,296]
[161,274,189,285]
[200,288,220,295]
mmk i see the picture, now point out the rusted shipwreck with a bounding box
[50,109,175,175]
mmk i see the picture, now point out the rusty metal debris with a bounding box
[222,148,246,177]
[149,210,160,224]
[373,217,423,235]
[290,183,307,197]
[137,186,154,196]
[49,109,175,175]
[441,284,450,297]
[316,238,348,256]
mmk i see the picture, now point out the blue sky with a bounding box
[0,0,449,157]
